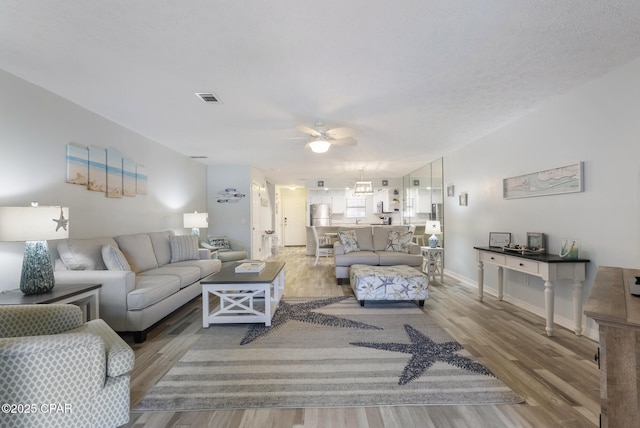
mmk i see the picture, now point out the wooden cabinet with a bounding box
[584,266,640,428]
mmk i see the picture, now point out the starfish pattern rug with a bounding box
[134,297,523,411]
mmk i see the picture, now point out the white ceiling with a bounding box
[3,1,640,187]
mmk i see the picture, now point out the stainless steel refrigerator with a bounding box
[310,203,331,226]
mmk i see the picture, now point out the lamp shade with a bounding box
[183,212,208,228]
[0,206,69,241]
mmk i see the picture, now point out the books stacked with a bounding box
[235,262,266,273]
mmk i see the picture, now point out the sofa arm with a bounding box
[0,305,83,338]
[408,243,421,254]
[333,241,346,255]
[55,270,136,332]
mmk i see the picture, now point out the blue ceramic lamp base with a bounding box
[20,241,55,295]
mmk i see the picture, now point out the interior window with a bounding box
[345,198,366,218]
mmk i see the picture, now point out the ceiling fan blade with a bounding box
[296,124,321,137]
[331,137,357,146]
[326,127,359,139]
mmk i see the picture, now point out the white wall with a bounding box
[444,57,640,339]
[0,70,208,291]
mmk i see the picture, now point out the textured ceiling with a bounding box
[3,1,640,186]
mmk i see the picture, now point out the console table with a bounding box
[584,266,640,427]
[474,246,589,336]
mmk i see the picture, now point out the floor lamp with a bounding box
[0,205,69,295]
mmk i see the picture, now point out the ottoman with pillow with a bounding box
[333,226,423,284]
[54,230,222,342]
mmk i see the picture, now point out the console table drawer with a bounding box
[480,252,505,265]
[506,257,539,274]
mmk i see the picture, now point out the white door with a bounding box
[283,197,306,246]
[251,181,262,258]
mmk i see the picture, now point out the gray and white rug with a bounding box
[134,296,523,411]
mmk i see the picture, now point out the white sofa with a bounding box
[334,226,423,284]
[53,230,221,342]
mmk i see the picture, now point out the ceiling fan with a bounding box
[295,121,359,153]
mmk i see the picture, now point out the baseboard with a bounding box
[443,269,599,342]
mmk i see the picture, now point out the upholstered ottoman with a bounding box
[350,264,428,307]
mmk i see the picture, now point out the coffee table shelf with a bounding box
[201,262,285,327]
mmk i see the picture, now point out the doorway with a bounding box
[282,197,306,246]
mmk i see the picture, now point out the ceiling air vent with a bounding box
[195,92,221,103]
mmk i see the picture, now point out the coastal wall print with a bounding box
[66,143,147,198]
[503,162,583,199]
[66,142,89,186]
[106,148,123,198]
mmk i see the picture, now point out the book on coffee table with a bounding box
[235,262,266,273]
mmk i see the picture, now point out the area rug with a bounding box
[134,296,523,411]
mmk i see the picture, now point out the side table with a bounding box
[0,283,101,321]
[420,246,444,283]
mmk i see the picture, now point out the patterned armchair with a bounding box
[0,304,134,428]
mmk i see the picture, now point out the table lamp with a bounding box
[425,220,441,248]
[183,211,208,236]
[0,204,69,295]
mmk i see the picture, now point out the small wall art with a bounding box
[459,192,468,206]
[66,142,89,186]
[88,146,107,192]
[106,148,123,198]
[447,185,455,197]
[217,188,245,203]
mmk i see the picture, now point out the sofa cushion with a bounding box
[169,235,199,262]
[335,251,379,267]
[385,230,414,253]
[58,237,118,270]
[377,251,423,266]
[139,265,201,288]
[101,245,131,271]
[114,234,159,274]
[337,229,360,254]
[171,259,221,277]
[148,230,174,266]
[128,275,180,311]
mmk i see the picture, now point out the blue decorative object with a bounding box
[428,234,439,248]
[20,241,55,295]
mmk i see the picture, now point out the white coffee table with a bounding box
[201,262,285,327]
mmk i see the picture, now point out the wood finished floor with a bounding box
[124,246,600,428]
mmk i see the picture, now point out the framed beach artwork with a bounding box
[66,143,89,186]
[106,148,123,198]
[88,146,107,192]
[122,158,137,197]
[136,165,148,195]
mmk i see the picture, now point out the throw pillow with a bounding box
[337,229,360,254]
[169,235,199,262]
[385,230,414,253]
[208,236,231,252]
[101,245,131,271]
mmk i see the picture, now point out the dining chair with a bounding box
[312,226,334,266]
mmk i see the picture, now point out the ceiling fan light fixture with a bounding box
[308,139,331,153]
